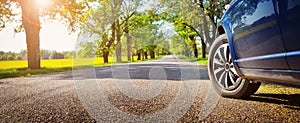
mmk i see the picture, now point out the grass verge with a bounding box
[177,55,208,65]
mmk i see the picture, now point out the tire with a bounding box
[208,34,261,99]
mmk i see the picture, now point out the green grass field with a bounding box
[177,55,208,65]
[0,56,162,79]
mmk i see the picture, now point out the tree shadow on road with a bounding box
[246,94,300,110]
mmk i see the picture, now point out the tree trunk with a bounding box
[189,36,198,58]
[150,51,155,59]
[144,52,148,59]
[201,11,210,59]
[116,42,122,62]
[202,43,206,58]
[21,1,40,69]
[103,50,109,63]
[116,20,122,62]
[193,43,198,58]
[137,51,141,60]
[125,24,131,62]
[126,34,131,61]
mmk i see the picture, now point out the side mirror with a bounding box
[225,4,230,10]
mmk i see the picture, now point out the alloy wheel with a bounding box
[212,43,242,90]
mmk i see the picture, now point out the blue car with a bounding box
[208,0,300,98]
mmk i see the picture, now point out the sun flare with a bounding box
[36,0,50,8]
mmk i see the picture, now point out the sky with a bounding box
[0,22,78,53]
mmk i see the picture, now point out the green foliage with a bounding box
[48,51,64,59]
[80,0,124,63]
[127,13,153,32]
[0,0,15,30]
[81,0,169,62]
[0,54,7,61]
[202,0,231,25]
[15,55,22,60]
[19,50,27,59]
[170,34,190,55]
[0,51,4,55]
[159,0,231,58]
[62,51,74,59]
[77,42,95,58]
[40,49,51,59]
[130,24,162,52]
[0,0,90,32]
[7,54,14,60]
[0,51,18,61]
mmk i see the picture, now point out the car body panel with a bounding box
[240,68,300,84]
[278,0,300,70]
[226,0,288,69]
[218,0,300,84]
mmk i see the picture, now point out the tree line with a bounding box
[0,50,74,61]
[78,0,230,62]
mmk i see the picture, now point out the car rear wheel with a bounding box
[208,34,261,99]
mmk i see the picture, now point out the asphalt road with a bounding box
[1,55,300,122]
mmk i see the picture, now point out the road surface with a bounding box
[0,55,299,122]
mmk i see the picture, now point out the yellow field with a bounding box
[0,56,140,70]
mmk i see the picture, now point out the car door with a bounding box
[278,0,300,70]
[227,0,289,70]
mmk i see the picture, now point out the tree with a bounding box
[170,34,190,56]
[195,0,230,26]
[15,55,22,60]
[125,11,158,60]
[49,51,64,59]
[62,51,74,59]
[160,0,230,58]
[0,54,7,61]
[81,0,158,63]
[0,0,88,69]
[193,0,230,56]
[81,0,123,63]
[0,51,4,56]
[172,17,200,58]
[120,0,139,61]
[150,30,169,58]
[19,50,27,60]
[115,11,137,62]
[40,49,51,59]
[77,42,95,58]
[7,54,14,60]
[130,24,163,59]
[158,0,201,58]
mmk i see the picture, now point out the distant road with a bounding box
[1,55,299,122]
